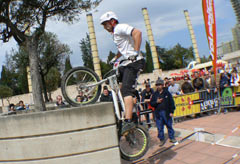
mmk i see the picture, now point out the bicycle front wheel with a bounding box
[119,125,149,161]
[61,67,101,106]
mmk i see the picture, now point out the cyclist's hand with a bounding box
[109,58,116,66]
[128,55,137,61]
[128,51,139,61]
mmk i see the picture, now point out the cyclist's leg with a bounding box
[122,60,145,120]
[123,94,134,120]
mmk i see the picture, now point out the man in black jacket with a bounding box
[150,79,176,146]
[192,71,204,91]
[100,86,113,102]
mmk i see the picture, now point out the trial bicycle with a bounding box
[61,58,149,161]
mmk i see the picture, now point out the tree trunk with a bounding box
[40,71,49,102]
[26,37,46,111]
[48,92,53,102]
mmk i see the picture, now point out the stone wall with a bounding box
[0,102,121,164]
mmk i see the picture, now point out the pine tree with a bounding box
[17,67,29,94]
[64,56,73,74]
[80,34,94,70]
[0,66,8,86]
[0,85,13,106]
[107,51,116,64]
[45,67,61,101]
[63,56,75,85]
[144,41,154,73]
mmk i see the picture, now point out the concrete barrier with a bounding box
[0,102,121,164]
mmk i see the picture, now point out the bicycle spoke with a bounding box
[61,67,101,106]
[119,127,148,160]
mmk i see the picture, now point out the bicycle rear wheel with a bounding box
[119,125,149,161]
[61,67,101,106]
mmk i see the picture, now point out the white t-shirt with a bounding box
[113,24,143,64]
[231,74,240,86]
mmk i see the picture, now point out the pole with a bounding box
[184,10,201,64]
[86,13,102,79]
[142,8,160,70]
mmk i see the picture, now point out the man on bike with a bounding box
[100,11,145,130]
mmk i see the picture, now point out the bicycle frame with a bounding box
[85,59,142,121]
[85,73,126,121]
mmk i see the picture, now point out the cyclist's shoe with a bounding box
[122,121,136,132]
[169,138,177,143]
[159,140,165,147]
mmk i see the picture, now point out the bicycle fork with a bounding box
[108,76,125,121]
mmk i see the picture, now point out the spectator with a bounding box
[164,77,170,88]
[230,70,240,86]
[146,78,150,85]
[141,84,154,106]
[8,103,16,115]
[225,66,230,73]
[76,95,84,102]
[16,100,26,110]
[186,74,191,81]
[132,89,141,124]
[55,95,65,106]
[168,78,181,96]
[150,79,176,146]
[232,67,238,73]
[219,70,229,88]
[141,83,154,128]
[204,71,217,93]
[219,70,229,114]
[79,91,88,102]
[181,76,194,94]
[9,103,15,111]
[100,86,113,102]
[192,71,204,91]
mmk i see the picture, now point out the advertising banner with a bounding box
[202,0,217,80]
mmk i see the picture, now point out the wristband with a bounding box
[134,51,140,56]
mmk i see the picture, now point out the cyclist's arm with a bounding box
[112,51,122,61]
[131,28,142,52]
[116,51,122,59]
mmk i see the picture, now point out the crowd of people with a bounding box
[158,66,240,95]
[7,100,29,114]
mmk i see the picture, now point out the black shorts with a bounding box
[118,59,145,97]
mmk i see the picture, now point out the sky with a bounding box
[0,0,237,73]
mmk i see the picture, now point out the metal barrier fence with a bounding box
[173,86,240,118]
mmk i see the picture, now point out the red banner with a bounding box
[202,0,217,80]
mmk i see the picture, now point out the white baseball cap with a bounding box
[100,11,118,24]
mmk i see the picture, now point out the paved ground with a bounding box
[122,110,240,164]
